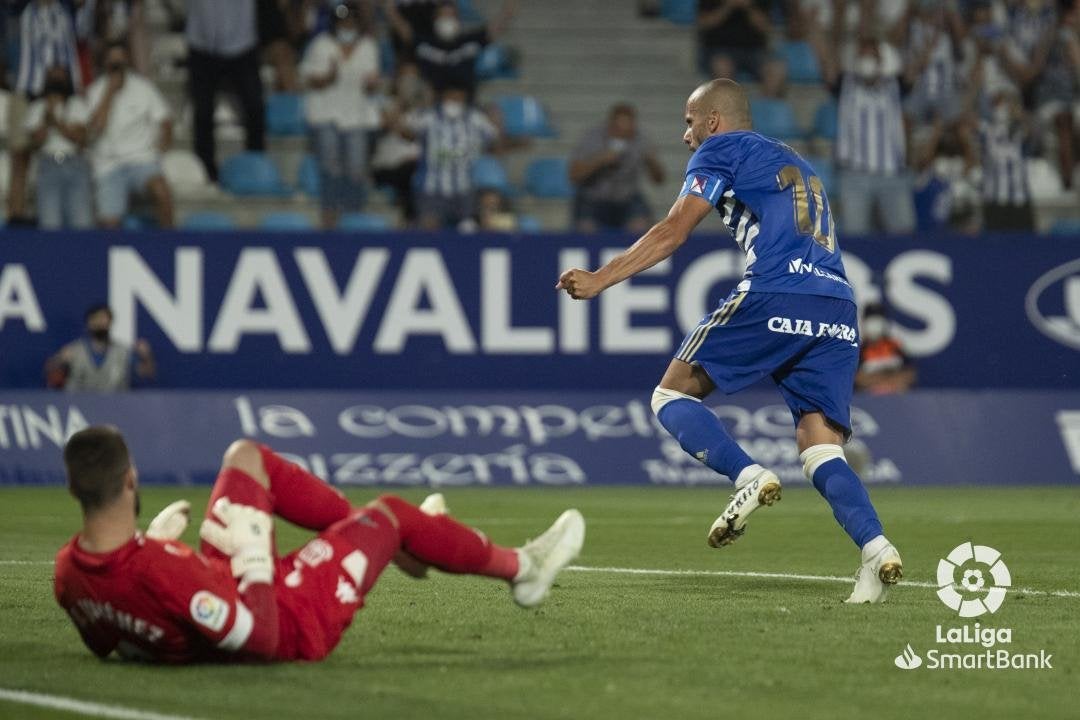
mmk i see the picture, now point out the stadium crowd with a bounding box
[0,0,1078,233]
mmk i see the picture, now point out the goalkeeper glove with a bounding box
[146,500,191,541]
[199,498,275,587]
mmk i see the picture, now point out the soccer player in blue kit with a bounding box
[557,79,902,603]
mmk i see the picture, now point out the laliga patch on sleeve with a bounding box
[189,590,230,632]
[688,174,709,195]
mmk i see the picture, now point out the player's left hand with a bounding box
[146,499,191,541]
[556,268,604,300]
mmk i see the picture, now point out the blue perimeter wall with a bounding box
[1,389,1079,486]
[1,230,1078,389]
[1,231,1078,486]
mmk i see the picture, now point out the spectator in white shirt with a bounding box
[24,64,93,229]
[8,0,83,225]
[300,1,381,229]
[85,41,174,228]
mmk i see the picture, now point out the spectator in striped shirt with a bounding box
[811,20,917,236]
[1033,0,1080,190]
[407,85,498,230]
[976,87,1036,231]
[898,0,966,126]
[7,0,82,225]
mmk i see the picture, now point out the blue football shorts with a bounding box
[674,290,860,434]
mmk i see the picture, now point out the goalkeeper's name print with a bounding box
[69,597,165,644]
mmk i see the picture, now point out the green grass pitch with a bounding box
[1,485,1078,720]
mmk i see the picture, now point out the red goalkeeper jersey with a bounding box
[54,513,397,663]
[54,533,277,663]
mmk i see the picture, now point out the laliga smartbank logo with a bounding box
[893,542,1053,671]
[937,541,1010,617]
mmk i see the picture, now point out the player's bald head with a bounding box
[687,79,752,130]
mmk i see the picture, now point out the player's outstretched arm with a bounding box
[556,193,714,300]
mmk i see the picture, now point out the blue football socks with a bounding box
[655,394,755,482]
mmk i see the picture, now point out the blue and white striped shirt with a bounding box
[908,18,957,103]
[16,0,81,96]
[410,106,497,197]
[979,119,1029,206]
[836,74,906,176]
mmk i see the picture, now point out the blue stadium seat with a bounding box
[779,41,822,84]
[493,95,556,138]
[266,93,306,136]
[297,154,321,197]
[750,98,803,140]
[476,44,517,80]
[260,211,314,231]
[457,0,484,23]
[220,153,292,197]
[122,215,149,231]
[814,100,838,141]
[339,212,391,231]
[524,157,572,199]
[182,211,236,231]
[805,156,836,194]
[517,214,543,233]
[379,35,396,74]
[1049,218,1080,236]
[472,155,514,195]
[661,0,697,25]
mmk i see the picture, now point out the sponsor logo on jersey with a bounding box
[767,316,857,343]
[189,590,230,632]
[787,257,850,286]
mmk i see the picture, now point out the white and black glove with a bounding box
[146,500,191,541]
[199,498,274,587]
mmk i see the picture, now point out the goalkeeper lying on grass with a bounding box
[54,426,584,662]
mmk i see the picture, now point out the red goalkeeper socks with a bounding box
[259,445,352,531]
[377,495,519,580]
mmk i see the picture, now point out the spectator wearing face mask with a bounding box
[300,1,381,229]
[811,15,916,236]
[24,64,93,229]
[975,86,1035,231]
[85,41,174,228]
[405,85,498,230]
[44,303,156,392]
[569,103,665,233]
[855,303,916,395]
[384,0,515,97]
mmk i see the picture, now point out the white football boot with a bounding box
[512,510,586,608]
[707,467,782,548]
[419,492,448,516]
[845,535,903,604]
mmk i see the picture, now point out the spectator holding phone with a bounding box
[568,103,665,233]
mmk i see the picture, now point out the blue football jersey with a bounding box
[679,131,854,302]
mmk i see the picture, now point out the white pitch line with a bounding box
[564,565,1080,599]
[5,559,1078,599]
[0,688,208,720]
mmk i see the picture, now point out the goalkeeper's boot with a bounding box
[707,467,782,548]
[512,509,585,608]
[419,492,448,516]
[845,535,903,604]
[394,493,450,578]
